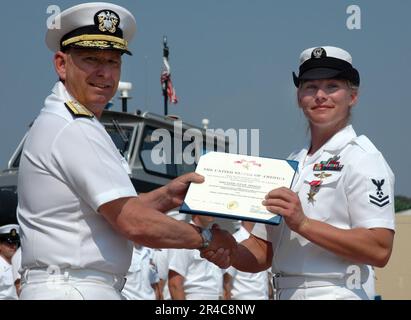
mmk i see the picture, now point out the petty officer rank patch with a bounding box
[65,101,94,118]
[368,178,391,208]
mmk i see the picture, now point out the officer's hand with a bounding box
[201,248,232,269]
[200,224,237,269]
[262,187,309,233]
[165,172,204,208]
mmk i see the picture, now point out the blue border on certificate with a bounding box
[180,201,283,225]
[286,159,299,172]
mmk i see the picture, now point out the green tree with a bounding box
[394,195,411,213]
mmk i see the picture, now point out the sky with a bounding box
[1,0,411,197]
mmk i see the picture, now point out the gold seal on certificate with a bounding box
[180,152,298,225]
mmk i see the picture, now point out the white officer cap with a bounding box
[292,46,360,87]
[46,2,137,55]
[0,224,20,243]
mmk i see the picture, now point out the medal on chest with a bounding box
[307,172,332,203]
[313,155,344,171]
[307,155,344,203]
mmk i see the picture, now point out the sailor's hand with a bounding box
[200,224,237,269]
[263,187,309,233]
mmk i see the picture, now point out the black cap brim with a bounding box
[299,68,342,81]
[293,67,360,87]
[0,236,20,244]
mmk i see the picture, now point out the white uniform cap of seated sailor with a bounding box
[0,224,20,236]
[45,2,137,55]
[292,46,360,87]
[0,224,20,243]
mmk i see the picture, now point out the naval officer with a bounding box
[17,2,235,300]
[204,46,395,300]
[0,224,20,300]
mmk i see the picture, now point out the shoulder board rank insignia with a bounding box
[313,155,343,172]
[65,101,94,118]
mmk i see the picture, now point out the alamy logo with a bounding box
[46,5,61,30]
[346,265,362,290]
[346,5,361,30]
[150,121,260,165]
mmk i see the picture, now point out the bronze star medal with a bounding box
[307,180,322,203]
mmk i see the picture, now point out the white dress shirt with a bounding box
[252,125,395,282]
[17,81,137,276]
[0,255,18,300]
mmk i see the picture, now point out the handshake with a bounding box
[198,224,238,269]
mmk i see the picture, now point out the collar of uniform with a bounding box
[296,125,356,168]
[52,81,75,103]
[305,124,357,157]
[46,81,97,121]
[43,81,79,121]
[290,146,310,171]
[321,125,357,152]
[44,81,76,113]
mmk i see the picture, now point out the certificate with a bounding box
[180,152,298,225]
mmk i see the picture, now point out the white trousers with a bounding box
[276,285,369,300]
[185,293,220,300]
[20,268,125,300]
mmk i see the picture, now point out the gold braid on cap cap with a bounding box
[62,34,128,51]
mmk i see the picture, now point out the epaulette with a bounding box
[64,101,94,118]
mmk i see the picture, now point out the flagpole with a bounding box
[163,36,169,116]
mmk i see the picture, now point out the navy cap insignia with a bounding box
[10,229,17,237]
[312,47,327,59]
[65,101,94,118]
[95,10,119,34]
[369,178,390,208]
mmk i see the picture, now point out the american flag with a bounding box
[161,56,178,104]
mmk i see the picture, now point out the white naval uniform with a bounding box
[252,125,395,300]
[122,246,159,300]
[17,82,137,300]
[226,226,271,300]
[153,248,172,300]
[0,255,18,300]
[168,222,224,300]
[11,247,21,285]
